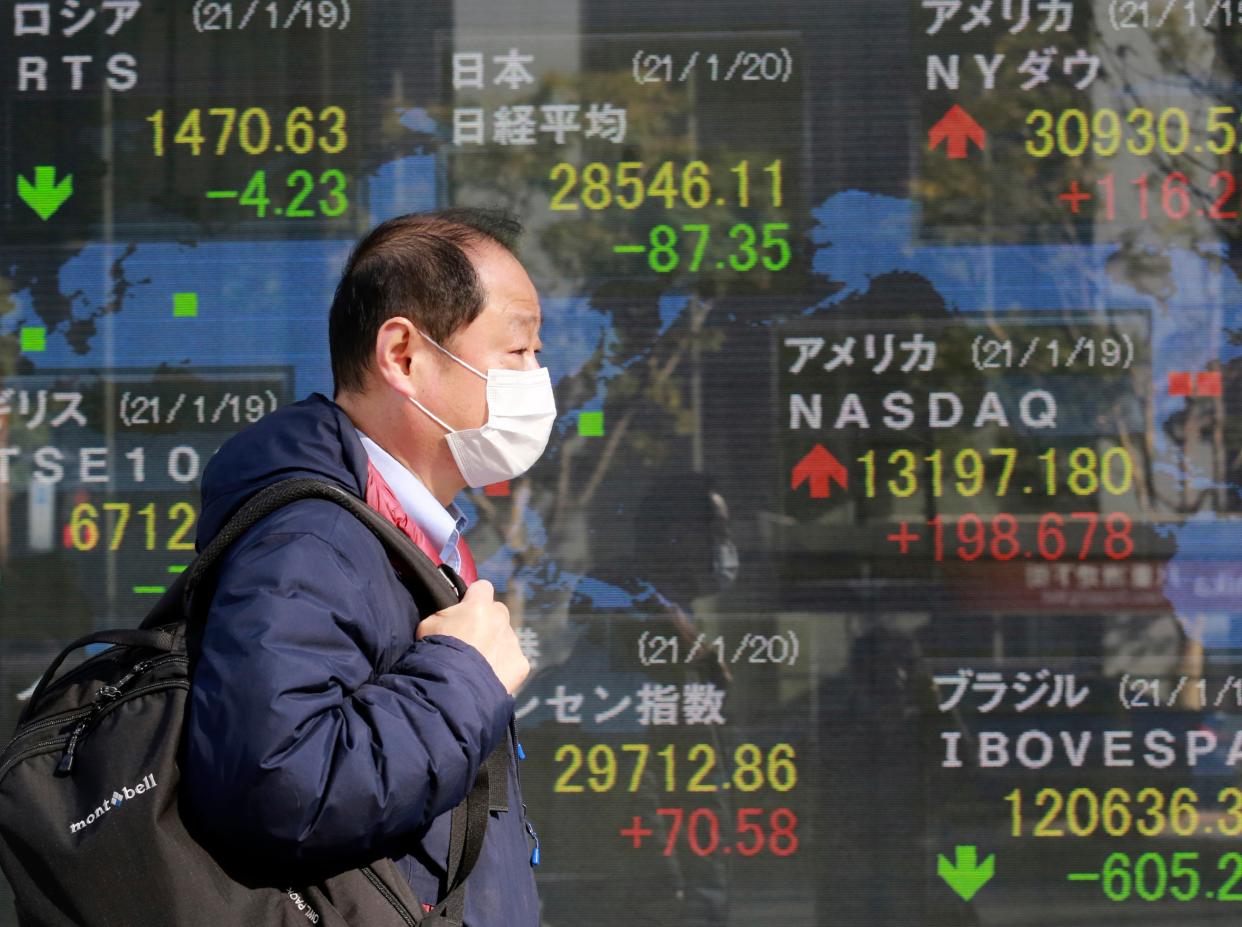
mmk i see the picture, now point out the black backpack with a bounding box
[0,477,504,926]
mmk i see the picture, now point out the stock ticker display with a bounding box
[6,1,1242,924]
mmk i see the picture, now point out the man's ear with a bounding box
[373,317,427,395]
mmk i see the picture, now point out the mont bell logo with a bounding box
[68,773,157,833]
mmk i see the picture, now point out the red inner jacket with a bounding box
[364,458,478,584]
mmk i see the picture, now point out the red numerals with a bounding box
[913,512,1134,561]
[632,807,798,857]
[1087,171,1242,222]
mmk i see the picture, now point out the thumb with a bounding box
[461,578,494,602]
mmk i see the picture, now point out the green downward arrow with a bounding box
[938,845,995,902]
[17,166,73,220]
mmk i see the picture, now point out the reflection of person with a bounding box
[633,470,738,590]
[183,210,551,924]
[536,468,735,926]
[816,621,979,927]
[628,471,736,920]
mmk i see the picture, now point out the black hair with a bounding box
[328,207,522,395]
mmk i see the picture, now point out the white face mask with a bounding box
[409,331,557,487]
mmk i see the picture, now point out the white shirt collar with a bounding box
[355,431,468,565]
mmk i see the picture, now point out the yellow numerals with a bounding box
[1007,787,1242,839]
[857,446,1133,499]
[1025,106,1216,159]
[553,742,796,794]
[549,160,783,211]
[147,106,347,157]
[67,501,196,552]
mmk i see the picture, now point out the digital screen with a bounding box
[3,2,1242,923]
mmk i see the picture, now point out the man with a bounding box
[183,209,549,925]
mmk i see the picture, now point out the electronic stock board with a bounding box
[4,1,1242,923]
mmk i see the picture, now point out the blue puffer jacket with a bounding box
[183,393,540,926]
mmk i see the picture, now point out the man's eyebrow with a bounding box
[505,308,541,330]
[507,310,543,351]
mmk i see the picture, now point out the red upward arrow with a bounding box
[929,105,986,159]
[791,444,849,499]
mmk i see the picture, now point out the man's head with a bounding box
[330,207,529,394]
[330,208,548,502]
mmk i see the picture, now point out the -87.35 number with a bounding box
[617,223,790,273]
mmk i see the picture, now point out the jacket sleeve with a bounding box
[183,508,513,861]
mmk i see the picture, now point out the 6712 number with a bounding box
[67,501,197,551]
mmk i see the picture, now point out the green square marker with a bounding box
[578,411,605,437]
[20,326,46,353]
[173,292,198,317]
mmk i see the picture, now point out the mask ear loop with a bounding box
[418,329,487,380]
[409,395,456,434]
[408,330,487,433]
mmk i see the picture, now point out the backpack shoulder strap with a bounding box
[179,477,461,622]
[150,477,503,919]
[419,746,511,925]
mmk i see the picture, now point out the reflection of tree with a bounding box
[448,66,783,582]
[557,294,716,524]
[447,69,796,296]
[915,11,1242,519]
[443,69,687,265]
[472,283,721,591]
[1104,17,1240,516]
[917,23,1089,239]
[924,12,1242,720]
